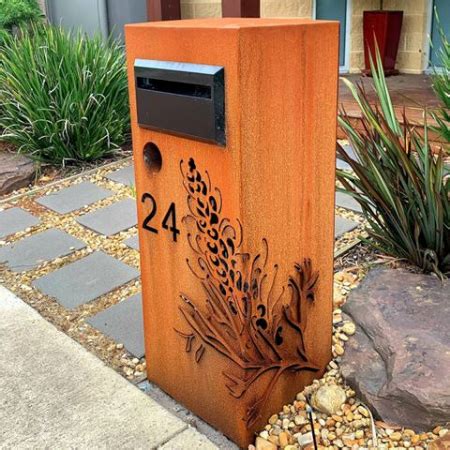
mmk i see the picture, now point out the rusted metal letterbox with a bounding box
[125,18,339,447]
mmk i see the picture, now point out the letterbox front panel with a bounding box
[134,59,225,146]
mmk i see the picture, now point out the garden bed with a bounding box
[251,253,447,450]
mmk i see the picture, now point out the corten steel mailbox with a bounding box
[125,18,339,447]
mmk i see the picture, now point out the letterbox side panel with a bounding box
[125,23,249,445]
[236,21,339,432]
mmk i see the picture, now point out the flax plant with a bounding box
[337,50,450,276]
[0,25,129,165]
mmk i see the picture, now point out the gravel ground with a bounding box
[251,258,446,450]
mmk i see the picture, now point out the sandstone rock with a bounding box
[255,436,277,450]
[311,385,347,415]
[0,151,35,196]
[279,431,289,447]
[341,268,450,431]
[429,433,450,449]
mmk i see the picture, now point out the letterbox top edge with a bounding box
[125,17,339,31]
[134,59,223,77]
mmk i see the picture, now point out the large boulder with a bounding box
[0,151,35,196]
[340,268,450,431]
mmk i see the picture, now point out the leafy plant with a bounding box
[0,25,129,165]
[337,50,450,276]
[0,0,42,31]
[430,13,450,148]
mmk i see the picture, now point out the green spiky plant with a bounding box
[0,0,42,43]
[0,25,129,165]
[0,0,42,29]
[430,13,450,148]
[337,50,450,277]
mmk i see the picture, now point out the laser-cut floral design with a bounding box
[175,158,320,427]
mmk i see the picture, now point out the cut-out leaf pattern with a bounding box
[176,158,320,427]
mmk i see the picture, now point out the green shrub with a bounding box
[431,14,450,148]
[0,25,129,164]
[337,51,450,277]
[0,0,42,31]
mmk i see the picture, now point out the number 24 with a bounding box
[141,193,180,242]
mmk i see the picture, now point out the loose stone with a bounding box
[297,431,314,447]
[390,432,402,441]
[341,321,356,335]
[255,436,277,450]
[311,385,347,415]
[279,432,289,447]
[334,344,345,356]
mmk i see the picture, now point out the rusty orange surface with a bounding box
[125,18,339,448]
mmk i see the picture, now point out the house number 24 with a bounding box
[141,193,180,242]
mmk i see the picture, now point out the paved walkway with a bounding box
[0,154,361,448]
[0,285,218,449]
[0,158,362,362]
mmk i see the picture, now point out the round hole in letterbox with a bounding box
[143,142,162,173]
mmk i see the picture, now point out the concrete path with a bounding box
[0,285,217,449]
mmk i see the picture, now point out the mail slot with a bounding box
[134,59,225,145]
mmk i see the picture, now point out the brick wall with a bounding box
[181,0,313,19]
[383,0,430,73]
[349,0,431,73]
[181,0,430,73]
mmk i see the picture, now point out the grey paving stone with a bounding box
[106,165,135,187]
[0,207,40,239]
[36,181,113,214]
[0,229,85,272]
[32,251,139,309]
[86,293,144,357]
[336,191,363,213]
[76,198,137,236]
[335,216,359,239]
[124,235,139,250]
[336,144,357,170]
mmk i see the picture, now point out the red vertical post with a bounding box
[147,0,181,21]
[222,0,260,17]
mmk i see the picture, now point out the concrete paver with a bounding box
[76,198,137,236]
[336,144,357,171]
[106,165,135,187]
[336,191,363,213]
[36,181,113,214]
[0,229,85,272]
[86,293,145,358]
[335,216,358,238]
[0,207,40,239]
[124,234,139,250]
[32,251,139,308]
